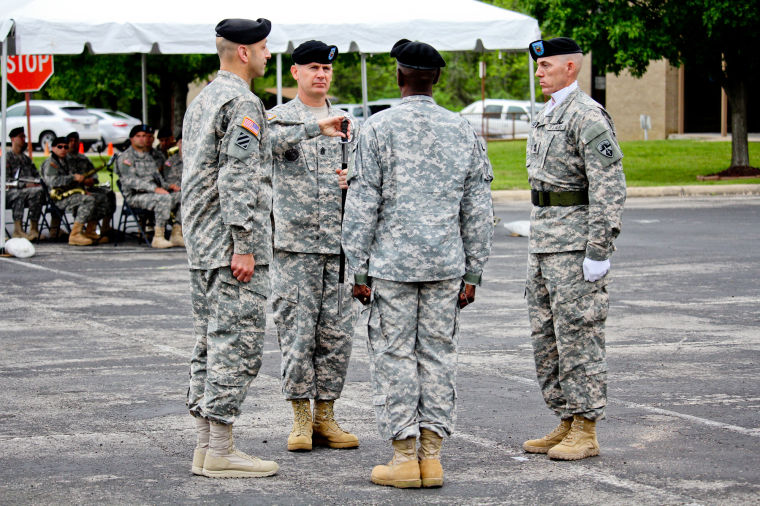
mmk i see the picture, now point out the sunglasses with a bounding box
[54,144,68,149]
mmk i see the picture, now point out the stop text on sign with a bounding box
[6,55,55,92]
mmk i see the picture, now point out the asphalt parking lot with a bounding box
[1,195,759,504]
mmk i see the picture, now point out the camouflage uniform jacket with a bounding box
[41,154,77,191]
[527,87,626,260]
[66,152,96,175]
[6,150,40,186]
[342,95,494,285]
[151,148,167,168]
[181,70,272,270]
[269,96,356,254]
[163,152,183,187]
[116,145,168,200]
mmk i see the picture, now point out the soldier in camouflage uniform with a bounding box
[5,128,43,240]
[161,135,182,189]
[116,124,183,249]
[522,38,626,461]
[181,17,283,479]
[41,138,108,246]
[66,131,115,243]
[342,40,494,489]
[269,40,359,453]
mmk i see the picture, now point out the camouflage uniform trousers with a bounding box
[126,191,182,226]
[88,187,117,220]
[187,265,269,425]
[57,191,109,223]
[526,250,609,421]
[367,277,461,440]
[6,186,44,222]
[271,249,355,400]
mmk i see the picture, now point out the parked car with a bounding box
[460,99,543,139]
[88,108,141,151]
[332,98,402,123]
[4,100,100,150]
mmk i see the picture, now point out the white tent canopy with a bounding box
[1,0,539,54]
[1,0,540,250]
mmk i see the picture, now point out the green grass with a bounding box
[487,139,760,190]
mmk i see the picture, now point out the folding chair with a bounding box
[115,179,152,246]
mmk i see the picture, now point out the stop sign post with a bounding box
[6,55,55,156]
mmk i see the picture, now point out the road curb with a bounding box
[492,184,760,203]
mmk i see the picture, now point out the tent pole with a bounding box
[141,54,148,123]
[276,53,282,105]
[1,30,9,251]
[528,54,536,119]
[360,53,369,119]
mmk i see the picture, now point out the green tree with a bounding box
[523,0,759,168]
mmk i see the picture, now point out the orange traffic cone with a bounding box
[79,142,85,154]
[107,143,114,156]
[44,142,50,156]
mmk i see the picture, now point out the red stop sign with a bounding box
[6,55,55,92]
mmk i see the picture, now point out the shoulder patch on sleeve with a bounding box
[122,158,132,166]
[590,132,623,167]
[227,125,259,161]
[241,116,260,137]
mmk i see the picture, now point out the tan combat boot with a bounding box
[202,421,279,478]
[547,415,600,461]
[288,399,313,451]
[313,399,359,449]
[12,220,28,239]
[523,417,572,454]
[151,223,174,249]
[169,224,185,247]
[27,221,40,241]
[84,221,109,244]
[418,428,444,488]
[191,415,210,476]
[68,222,93,246]
[371,437,421,488]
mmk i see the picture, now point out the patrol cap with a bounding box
[215,18,271,45]
[529,37,583,61]
[390,39,446,70]
[129,124,154,138]
[292,40,338,65]
[66,131,79,141]
[52,137,68,147]
[9,127,24,138]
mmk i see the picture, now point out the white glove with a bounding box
[583,257,610,282]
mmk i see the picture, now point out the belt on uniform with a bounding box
[531,189,589,207]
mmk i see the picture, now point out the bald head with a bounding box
[535,53,583,95]
[396,64,440,97]
[216,37,238,62]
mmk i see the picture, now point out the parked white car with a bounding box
[88,108,141,150]
[460,99,543,139]
[4,100,100,150]
[332,98,402,123]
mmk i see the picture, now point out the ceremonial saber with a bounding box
[338,118,349,316]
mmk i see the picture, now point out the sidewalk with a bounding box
[492,183,760,203]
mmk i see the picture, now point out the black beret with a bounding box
[529,37,583,61]
[390,39,445,70]
[66,131,79,140]
[129,124,154,138]
[292,40,338,65]
[157,127,173,139]
[215,18,271,45]
[53,137,68,146]
[9,127,24,138]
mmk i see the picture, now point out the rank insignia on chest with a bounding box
[597,139,613,157]
[532,142,539,154]
[235,130,253,150]
[241,116,260,137]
